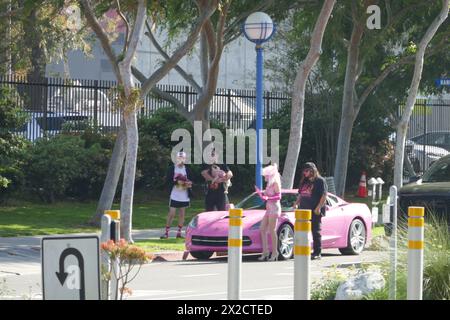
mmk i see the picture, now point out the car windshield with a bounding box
[235,192,298,212]
[422,158,450,182]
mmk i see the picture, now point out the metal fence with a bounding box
[401,98,450,176]
[0,75,290,141]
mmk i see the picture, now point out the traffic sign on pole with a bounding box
[42,235,101,300]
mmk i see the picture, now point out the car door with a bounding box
[321,195,343,248]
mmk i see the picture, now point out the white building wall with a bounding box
[46,30,277,91]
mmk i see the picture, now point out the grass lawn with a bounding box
[0,199,206,237]
[134,238,186,252]
[372,226,385,237]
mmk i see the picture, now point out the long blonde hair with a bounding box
[262,163,281,189]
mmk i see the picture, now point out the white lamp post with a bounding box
[242,12,275,189]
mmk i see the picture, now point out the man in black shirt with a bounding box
[294,162,328,260]
[201,149,233,211]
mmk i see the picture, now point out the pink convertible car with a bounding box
[185,189,372,260]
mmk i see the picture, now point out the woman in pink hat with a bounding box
[255,163,282,261]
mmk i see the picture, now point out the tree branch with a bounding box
[139,0,217,98]
[116,0,130,56]
[144,21,202,92]
[131,66,192,120]
[78,0,121,82]
[355,35,449,113]
[121,0,146,68]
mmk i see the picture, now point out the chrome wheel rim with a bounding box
[350,220,366,253]
[278,225,294,259]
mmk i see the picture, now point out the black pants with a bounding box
[312,214,322,255]
[205,191,228,211]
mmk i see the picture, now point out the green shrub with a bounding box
[24,134,110,202]
[24,135,86,202]
[367,216,449,300]
[0,86,29,202]
[136,134,171,190]
[67,142,111,200]
[311,279,344,300]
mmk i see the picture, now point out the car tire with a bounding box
[190,251,214,260]
[277,223,294,260]
[339,219,366,255]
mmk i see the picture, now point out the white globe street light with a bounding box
[242,12,275,188]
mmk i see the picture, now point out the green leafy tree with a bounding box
[0,0,91,78]
[267,0,449,194]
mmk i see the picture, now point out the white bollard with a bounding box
[227,208,243,300]
[388,186,397,300]
[407,206,425,300]
[100,214,112,300]
[294,209,311,300]
[368,178,378,203]
[377,178,385,202]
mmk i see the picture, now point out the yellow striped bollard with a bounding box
[104,210,121,300]
[104,210,121,242]
[294,209,312,300]
[227,208,243,300]
[407,206,425,300]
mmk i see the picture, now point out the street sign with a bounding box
[42,235,101,300]
[435,78,450,86]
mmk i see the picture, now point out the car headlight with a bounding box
[250,221,261,230]
[188,216,199,229]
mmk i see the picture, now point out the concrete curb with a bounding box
[151,251,191,262]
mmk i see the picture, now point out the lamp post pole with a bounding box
[255,44,264,189]
[242,12,275,189]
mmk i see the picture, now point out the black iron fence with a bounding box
[400,98,450,176]
[0,75,290,140]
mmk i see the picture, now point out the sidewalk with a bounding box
[0,229,188,277]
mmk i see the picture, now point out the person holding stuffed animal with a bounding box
[201,148,233,211]
[161,151,193,239]
[255,163,282,262]
[210,164,232,194]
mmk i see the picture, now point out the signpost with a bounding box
[42,235,101,300]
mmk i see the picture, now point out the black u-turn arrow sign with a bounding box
[55,248,86,300]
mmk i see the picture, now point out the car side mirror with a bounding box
[409,175,421,183]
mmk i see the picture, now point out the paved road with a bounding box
[1,237,387,300]
[126,250,387,300]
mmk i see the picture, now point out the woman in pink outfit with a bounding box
[255,163,282,261]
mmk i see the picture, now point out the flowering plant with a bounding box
[101,239,153,300]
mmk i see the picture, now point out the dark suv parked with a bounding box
[399,154,450,225]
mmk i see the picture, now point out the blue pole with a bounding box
[255,44,263,189]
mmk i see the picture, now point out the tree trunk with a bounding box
[333,111,356,196]
[89,122,126,226]
[281,0,336,188]
[394,0,448,189]
[120,110,138,242]
[25,9,46,80]
[333,14,364,197]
